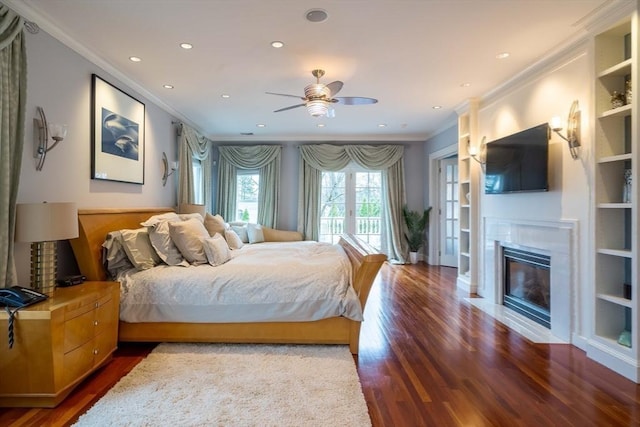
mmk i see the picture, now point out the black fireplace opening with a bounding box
[502,247,551,328]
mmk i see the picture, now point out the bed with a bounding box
[69,208,387,354]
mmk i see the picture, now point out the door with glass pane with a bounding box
[319,168,382,249]
[439,157,458,267]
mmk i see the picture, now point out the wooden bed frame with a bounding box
[69,208,387,354]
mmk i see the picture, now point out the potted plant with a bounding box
[402,205,432,264]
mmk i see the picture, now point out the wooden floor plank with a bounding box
[1,263,640,426]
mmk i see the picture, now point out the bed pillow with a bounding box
[247,223,265,244]
[178,212,204,222]
[102,230,135,278]
[145,219,190,267]
[231,224,249,243]
[224,229,244,250]
[120,227,162,270]
[202,233,231,266]
[204,213,226,237]
[140,212,180,227]
[168,218,210,264]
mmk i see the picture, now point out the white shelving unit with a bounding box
[456,99,479,293]
[588,11,640,382]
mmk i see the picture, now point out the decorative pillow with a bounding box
[178,212,204,222]
[224,229,244,250]
[168,218,210,264]
[102,230,135,278]
[231,225,249,243]
[247,223,265,244]
[146,219,190,267]
[202,233,231,266]
[120,228,162,270]
[204,213,226,237]
[140,212,180,227]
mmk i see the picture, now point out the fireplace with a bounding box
[502,247,551,328]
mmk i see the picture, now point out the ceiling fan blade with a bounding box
[333,97,378,105]
[274,103,306,113]
[266,92,306,100]
[326,81,344,97]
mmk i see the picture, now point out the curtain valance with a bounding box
[299,144,403,171]
[218,145,280,169]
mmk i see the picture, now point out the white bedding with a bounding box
[117,241,363,323]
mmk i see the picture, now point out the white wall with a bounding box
[477,48,592,341]
[16,29,177,284]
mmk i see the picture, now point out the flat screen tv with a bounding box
[484,123,549,194]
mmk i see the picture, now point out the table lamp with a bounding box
[15,202,78,295]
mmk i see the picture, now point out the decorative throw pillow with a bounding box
[102,230,135,278]
[146,219,190,267]
[168,218,210,264]
[231,224,249,243]
[120,228,162,270]
[202,233,231,266]
[204,213,226,237]
[247,223,265,244]
[224,229,244,250]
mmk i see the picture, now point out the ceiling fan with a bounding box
[266,69,378,117]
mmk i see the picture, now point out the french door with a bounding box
[319,167,382,249]
[439,157,459,267]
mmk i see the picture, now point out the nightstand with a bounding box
[0,281,119,407]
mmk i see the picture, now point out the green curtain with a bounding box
[216,145,281,227]
[0,6,26,286]
[298,144,407,262]
[177,124,213,213]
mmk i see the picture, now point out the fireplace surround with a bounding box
[482,218,577,342]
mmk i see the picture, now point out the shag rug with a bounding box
[74,343,371,427]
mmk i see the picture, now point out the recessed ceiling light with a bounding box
[163,84,174,89]
[496,52,510,59]
[460,82,471,87]
[317,123,326,128]
[378,124,387,128]
[432,106,442,110]
[305,8,328,23]
[180,43,193,49]
[256,124,266,128]
[221,94,230,99]
[129,56,141,62]
[271,41,284,48]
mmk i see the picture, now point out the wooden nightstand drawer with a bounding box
[63,340,94,386]
[64,309,95,353]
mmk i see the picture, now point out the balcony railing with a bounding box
[319,216,381,248]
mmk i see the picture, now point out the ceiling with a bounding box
[5,0,622,141]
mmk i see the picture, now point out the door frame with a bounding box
[428,143,458,266]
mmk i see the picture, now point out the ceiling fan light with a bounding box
[305,83,330,99]
[307,100,328,117]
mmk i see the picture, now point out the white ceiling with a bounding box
[5,0,623,141]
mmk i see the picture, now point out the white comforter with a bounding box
[117,241,363,323]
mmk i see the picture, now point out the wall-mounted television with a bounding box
[484,123,549,194]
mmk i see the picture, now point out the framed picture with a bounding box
[91,74,145,184]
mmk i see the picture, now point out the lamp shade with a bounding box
[15,202,79,242]
[177,203,206,217]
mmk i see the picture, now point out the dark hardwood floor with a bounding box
[2,263,640,426]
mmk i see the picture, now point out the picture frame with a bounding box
[91,74,145,184]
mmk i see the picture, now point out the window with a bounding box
[320,166,382,249]
[192,158,204,205]
[236,171,259,222]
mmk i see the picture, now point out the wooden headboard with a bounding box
[69,208,174,281]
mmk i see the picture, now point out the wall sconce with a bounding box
[162,152,177,186]
[15,202,79,295]
[550,100,580,160]
[467,136,487,170]
[34,106,67,171]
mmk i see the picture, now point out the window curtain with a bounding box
[216,145,281,228]
[298,144,407,263]
[177,123,213,213]
[0,6,26,286]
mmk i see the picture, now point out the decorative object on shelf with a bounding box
[467,136,487,171]
[549,100,581,160]
[91,74,146,184]
[33,106,67,171]
[162,152,177,186]
[402,205,432,264]
[626,79,632,105]
[623,168,632,203]
[15,202,79,295]
[618,329,631,348]
[624,283,632,300]
[611,91,626,109]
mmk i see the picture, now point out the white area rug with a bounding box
[74,343,371,427]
